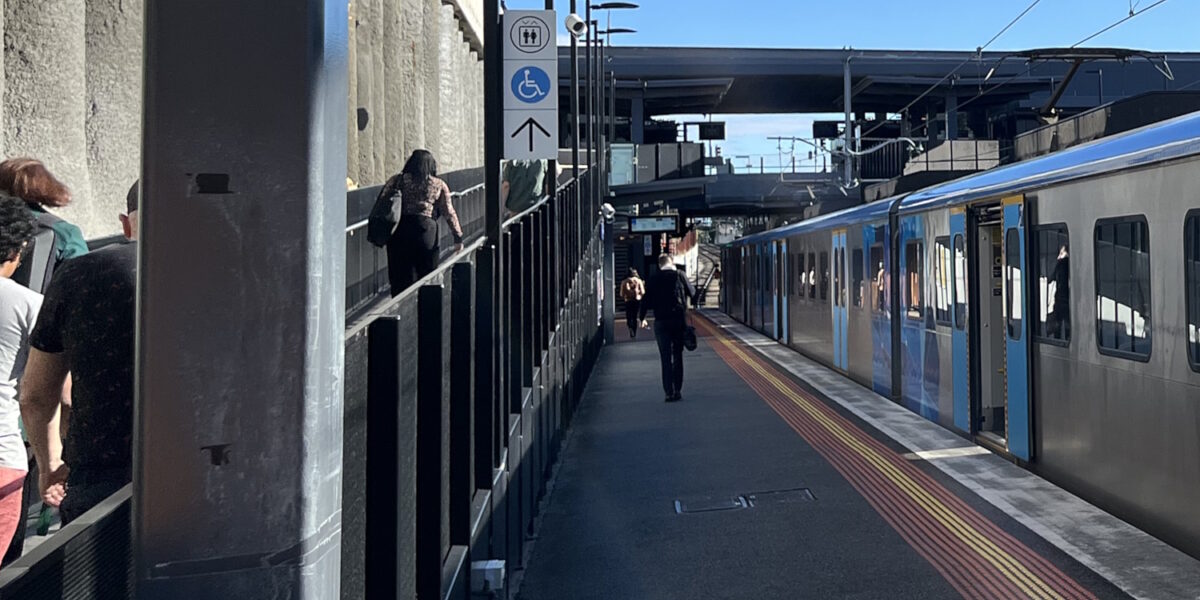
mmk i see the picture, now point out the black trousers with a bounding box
[653,318,685,396]
[60,470,128,526]
[624,299,640,335]
[387,215,439,297]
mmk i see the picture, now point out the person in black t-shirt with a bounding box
[638,254,696,402]
[21,181,138,524]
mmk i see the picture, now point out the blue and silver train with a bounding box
[722,110,1200,558]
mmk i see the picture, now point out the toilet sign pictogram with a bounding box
[503,10,558,159]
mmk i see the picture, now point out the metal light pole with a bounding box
[570,1,580,186]
[843,55,854,188]
[589,3,637,345]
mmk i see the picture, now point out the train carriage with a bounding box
[724,109,1200,559]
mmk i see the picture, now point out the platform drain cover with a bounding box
[673,496,748,514]
[744,487,815,506]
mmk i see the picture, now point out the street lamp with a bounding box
[588,2,637,346]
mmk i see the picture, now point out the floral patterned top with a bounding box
[382,173,463,243]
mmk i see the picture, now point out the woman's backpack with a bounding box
[12,211,63,294]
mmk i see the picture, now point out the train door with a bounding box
[972,206,1007,448]
[779,240,789,342]
[950,209,970,433]
[832,230,849,370]
[1002,195,1032,461]
[770,240,781,340]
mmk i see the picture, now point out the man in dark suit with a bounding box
[639,254,696,402]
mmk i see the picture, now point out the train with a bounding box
[721,110,1200,559]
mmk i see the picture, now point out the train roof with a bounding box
[731,109,1200,247]
[899,108,1200,214]
[733,195,897,246]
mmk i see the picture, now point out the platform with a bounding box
[515,311,1200,600]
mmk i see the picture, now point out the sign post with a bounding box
[503,10,559,161]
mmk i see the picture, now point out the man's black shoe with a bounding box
[666,393,681,402]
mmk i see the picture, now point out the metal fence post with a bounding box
[416,285,448,599]
[449,263,475,547]
[365,316,417,598]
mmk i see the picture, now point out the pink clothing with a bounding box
[0,466,25,552]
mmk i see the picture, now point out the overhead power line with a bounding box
[858,0,1041,139]
[1072,0,1169,47]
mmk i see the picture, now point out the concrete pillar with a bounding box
[5,0,94,229]
[400,0,426,154]
[382,0,404,175]
[84,0,143,234]
[137,0,346,596]
[347,2,360,184]
[369,0,388,181]
[354,0,377,184]
[422,0,442,163]
[438,6,458,171]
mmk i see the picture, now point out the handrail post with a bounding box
[416,284,448,599]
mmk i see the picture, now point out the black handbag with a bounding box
[683,316,698,352]
[367,179,401,247]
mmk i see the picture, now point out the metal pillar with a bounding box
[843,56,853,186]
[486,1,502,242]
[608,72,616,146]
[631,92,645,144]
[945,93,959,140]
[570,1,580,183]
[136,1,346,597]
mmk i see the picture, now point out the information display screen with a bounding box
[629,215,679,234]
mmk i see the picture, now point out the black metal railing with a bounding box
[346,171,488,316]
[344,169,602,598]
[0,169,605,600]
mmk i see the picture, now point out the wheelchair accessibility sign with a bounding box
[511,66,551,104]
[504,61,557,110]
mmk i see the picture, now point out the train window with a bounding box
[1185,213,1200,370]
[819,252,830,303]
[796,253,806,301]
[1094,216,1152,360]
[808,252,817,299]
[953,235,967,330]
[934,237,952,326]
[834,248,844,307]
[1005,229,1023,340]
[904,241,923,320]
[1033,224,1070,345]
[852,247,864,308]
[870,244,886,314]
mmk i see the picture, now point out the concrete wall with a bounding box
[0,0,484,238]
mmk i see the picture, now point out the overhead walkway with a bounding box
[516,311,1200,600]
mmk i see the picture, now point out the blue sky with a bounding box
[516,0,1200,164]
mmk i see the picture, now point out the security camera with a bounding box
[601,203,616,222]
[565,13,588,38]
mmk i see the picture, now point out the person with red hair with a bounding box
[0,158,85,565]
[0,159,88,292]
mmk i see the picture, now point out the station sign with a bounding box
[630,215,680,234]
[503,10,559,160]
[698,122,726,140]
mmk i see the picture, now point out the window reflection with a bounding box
[1094,217,1151,358]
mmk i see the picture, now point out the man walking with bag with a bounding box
[639,254,696,402]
